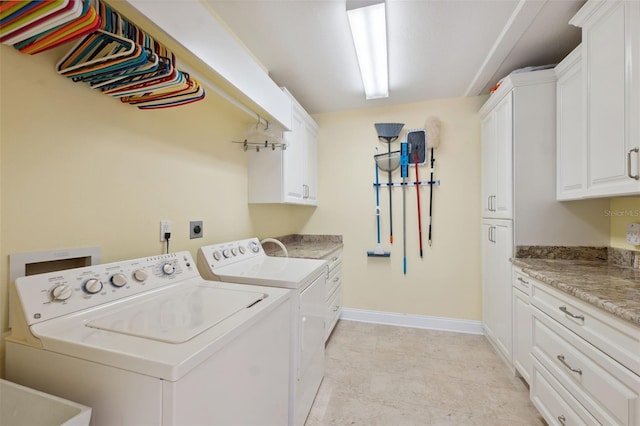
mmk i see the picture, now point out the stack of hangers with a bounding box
[1,0,100,54]
[1,0,205,109]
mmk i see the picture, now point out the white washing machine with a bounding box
[5,251,292,426]
[197,238,327,426]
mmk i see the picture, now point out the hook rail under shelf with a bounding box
[233,140,287,152]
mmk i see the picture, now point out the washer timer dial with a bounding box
[162,263,175,275]
[51,284,72,301]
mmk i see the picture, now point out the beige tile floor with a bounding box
[306,320,546,426]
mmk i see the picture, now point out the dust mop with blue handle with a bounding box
[400,141,409,273]
[368,148,391,257]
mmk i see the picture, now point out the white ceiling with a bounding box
[206,0,584,114]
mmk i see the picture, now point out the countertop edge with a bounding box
[511,258,640,327]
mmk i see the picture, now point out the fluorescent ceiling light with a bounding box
[347,2,388,99]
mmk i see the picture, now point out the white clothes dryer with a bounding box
[197,238,327,426]
[6,251,292,426]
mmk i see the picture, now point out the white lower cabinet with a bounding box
[512,269,532,383]
[324,249,342,342]
[530,277,640,426]
[482,219,513,362]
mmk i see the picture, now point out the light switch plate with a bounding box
[627,223,640,246]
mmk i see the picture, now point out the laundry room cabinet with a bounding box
[479,69,609,369]
[567,0,640,198]
[248,89,319,206]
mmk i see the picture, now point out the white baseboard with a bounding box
[340,308,484,335]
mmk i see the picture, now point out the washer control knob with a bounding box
[83,278,103,294]
[213,251,222,261]
[162,263,175,275]
[223,249,231,258]
[51,284,72,301]
[133,269,148,282]
[110,273,127,287]
[231,248,238,256]
[238,246,246,255]
[249,241,260,253]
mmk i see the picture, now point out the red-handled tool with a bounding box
[414,151,423,257]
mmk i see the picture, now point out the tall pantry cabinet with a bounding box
[479,70,609,368]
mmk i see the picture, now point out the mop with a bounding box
[367,148,391,257]
[425,117,441,246]
[400,141,409,273]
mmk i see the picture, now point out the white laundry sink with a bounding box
[0,379,91,426]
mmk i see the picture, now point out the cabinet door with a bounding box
[304,124,318,204]
[481,93,513,218]
[513,286,532,384]
[493,93,513,218]
[481,114,496,217]
[556,47,587,200]
[283,112,305,203]
[481,219,513,362]
[584,1,640,196]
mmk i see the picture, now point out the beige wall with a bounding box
[0,45,309,376]
[306,97,486,321]
[610,197,640,249]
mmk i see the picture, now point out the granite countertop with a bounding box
[512,258,640,326]
[262,234,343,260]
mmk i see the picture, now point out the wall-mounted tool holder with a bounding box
[374,180,441,188]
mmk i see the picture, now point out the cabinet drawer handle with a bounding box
[559,305,584,321]
[557,354,582,375]
[558,414,566,425]
[628,147,639,180]
[517,277,529,286]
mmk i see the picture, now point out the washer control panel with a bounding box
[198,237,265,271]
[13,251,200,326]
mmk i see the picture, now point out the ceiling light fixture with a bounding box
[347,1,389,100]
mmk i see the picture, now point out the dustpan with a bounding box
[374,150,401,172]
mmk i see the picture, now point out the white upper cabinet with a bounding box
[569,0,640,197]
[248,89,319,206]
[556,46,587,200]
[481,92,513,219]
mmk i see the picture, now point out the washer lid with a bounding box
[213,257,326,289]
[86,285,264,343]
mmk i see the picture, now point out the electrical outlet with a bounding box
[160,220,172,241]
[190,221,203,239]
[627,223,640,246]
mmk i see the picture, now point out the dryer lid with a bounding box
[86,285,265,343]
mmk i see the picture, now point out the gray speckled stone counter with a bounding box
[262,234,343,259]
[512,258,640,326]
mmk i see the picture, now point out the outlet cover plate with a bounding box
[190,221,203,239]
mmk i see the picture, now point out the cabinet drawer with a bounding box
[531,281,640,376]
[326,265,342,299]
[325,250,342,272]
[531,357,600,426]
[513,269,532,296]
[532,308,640,425]
[325,285,342,340]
